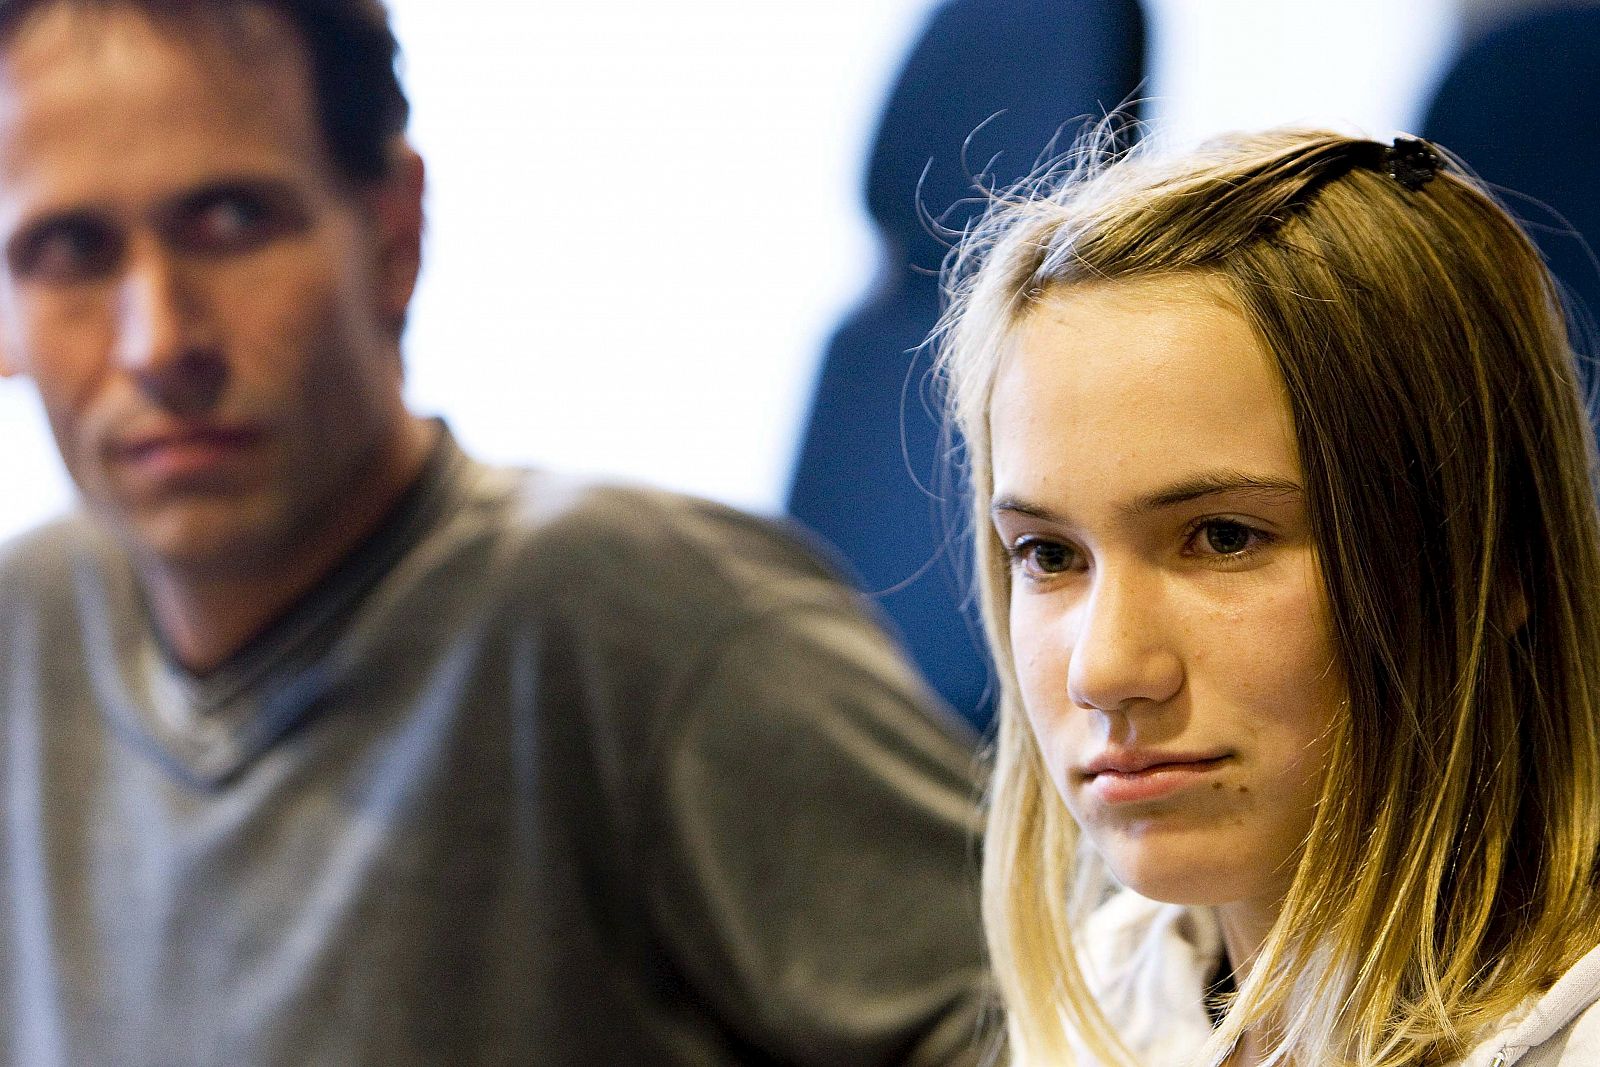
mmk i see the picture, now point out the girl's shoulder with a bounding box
[1463,943,1600,1066]
[1077,890,1221,1067]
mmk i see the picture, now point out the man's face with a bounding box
[0,3,422,575]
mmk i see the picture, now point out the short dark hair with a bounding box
[0,0,410,183]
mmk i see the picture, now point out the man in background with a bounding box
[0,1,988,1062]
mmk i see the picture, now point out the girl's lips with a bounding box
[1083,755,1233,804]
[1082,748,1233,776]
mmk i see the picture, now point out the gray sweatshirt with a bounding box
[0,430,991,1066]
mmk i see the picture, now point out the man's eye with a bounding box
[181,195,274,252]
[8,218,122,281]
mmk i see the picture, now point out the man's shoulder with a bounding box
[474,464,858,619]
[0,511,102,592]
[0,513,115,654]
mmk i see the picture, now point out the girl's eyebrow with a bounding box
[991,471,1304,523]
[1132,472,1305,513]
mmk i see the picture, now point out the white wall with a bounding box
[391,0,933,511]
[1143,0,1457,149]
[0,0,1462,543]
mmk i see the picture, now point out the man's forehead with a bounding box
[1,0,305,73]
[0,0,315,146]
[0,0,329,214]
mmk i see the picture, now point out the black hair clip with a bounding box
[1383,137,1440,191]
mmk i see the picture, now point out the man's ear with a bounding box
[365,141,426,338]
[0,330,19,379]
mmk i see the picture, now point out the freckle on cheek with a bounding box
[1238,785,1249,794]
[1212,782,1223,791]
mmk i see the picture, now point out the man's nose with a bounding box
[1065,567,1183,713]
[114,249,226,415]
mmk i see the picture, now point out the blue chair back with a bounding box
[787,0,1146,729]
[1422,8,1600,369]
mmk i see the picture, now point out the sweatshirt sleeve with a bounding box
[638,598,993,1066]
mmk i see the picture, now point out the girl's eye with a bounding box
[1009,537,1081,577]
[1192,519,1264,557]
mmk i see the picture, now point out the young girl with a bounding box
[938,130,1600,1065]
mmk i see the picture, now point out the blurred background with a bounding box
[3,0,1594,727]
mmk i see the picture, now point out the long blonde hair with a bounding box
[938,129,1600,1066]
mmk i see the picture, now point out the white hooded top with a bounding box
[1078,890,1600,1066]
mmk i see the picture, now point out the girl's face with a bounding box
[988,276,1343,916]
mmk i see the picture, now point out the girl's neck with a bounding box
[1213,899,1284,1066]
[1222,1030,1268,1067]
[1214,896,1280,986]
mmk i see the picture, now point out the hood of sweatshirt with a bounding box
[1459,942,1600,1066]
[1078,890,1600,1067]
